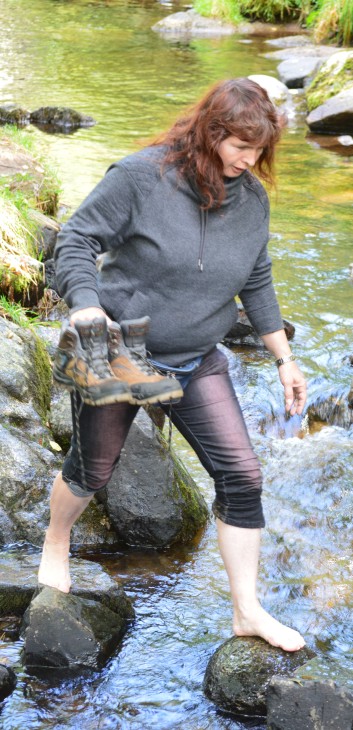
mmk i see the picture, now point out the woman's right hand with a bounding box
[69,307,111,325]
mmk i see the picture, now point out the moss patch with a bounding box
[306,55,353,111]
[30,332,52,422]
[159,431,209,544]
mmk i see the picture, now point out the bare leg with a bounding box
[216,519,305,652]
[38,472,93,593]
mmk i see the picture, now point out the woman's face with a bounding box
[218,136,264,177]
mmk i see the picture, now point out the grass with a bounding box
[0,295,39,327]
[194,0,244,22]
[0,125,61,307]
[193,0,353,43]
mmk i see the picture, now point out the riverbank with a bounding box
[0,126,60,312]
[192,0,353,46]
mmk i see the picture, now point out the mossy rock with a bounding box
[306,51,353,112]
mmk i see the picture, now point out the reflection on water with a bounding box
[0,0,353,727]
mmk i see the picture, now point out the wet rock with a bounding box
[203,636,315,715]
[265,34,312,47]
[100,408,208,548]
[152,10,236,37]
[30,107,95,131]
[293,654,353,690]
[305,51,353,133]
[0,549,134,619]
[22,585,132,672]
[307,384,353,429]
[0,104,31,126]
[0,664,17,701]
[248,74,291,107]
[267,676,353,729]
[278,57,322,88]
[263,45,337,62]
[306,88,353,134]
[222,308,294,348]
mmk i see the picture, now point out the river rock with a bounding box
[305,51,353,133]
[203,636,315,715]
[277,57,322,88]
[30,107,95,131]
[152,9,236,37]
[247,74,291,106]
[100,408,208,548]
[306,88,353,134]
[263,45,337,62]
[0,665,17,701]
[267,676,353,729]
[265,34,312,47]
[0,549,134,619]
[21,585,132,672]
[0,104,31,126]
[222,308,294,347]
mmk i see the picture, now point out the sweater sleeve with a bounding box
[238,242,284,336]
[54,164,134,312]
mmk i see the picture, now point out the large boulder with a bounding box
[306,88,353,134]
[248,74,291,106]
[22,585,132,673]
[277,57,323,88]
[203,635,315,716]
[99,408,209,548]
[306,51,353,133]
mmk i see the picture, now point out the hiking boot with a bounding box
[107,316,183,405]
[53,317,131,406]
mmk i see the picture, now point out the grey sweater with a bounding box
[55,146,283,365]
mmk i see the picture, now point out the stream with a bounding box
[0,0,352,727]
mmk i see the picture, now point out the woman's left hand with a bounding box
[278,361,307,416]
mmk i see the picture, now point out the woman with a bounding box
[39,78,307,652]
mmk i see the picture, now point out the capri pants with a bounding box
[62,346,265,528]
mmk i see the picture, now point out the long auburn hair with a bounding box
[153,78,285,209]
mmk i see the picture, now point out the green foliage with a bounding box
[193,0,353,44]
[194,0,243,22]
[0,295,38,326]
[304,0,353,44]
[239,0,303,22]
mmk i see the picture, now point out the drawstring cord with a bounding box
[198,209,208,272]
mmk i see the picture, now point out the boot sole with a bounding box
[128,386,183,405]
[53,371,132,407]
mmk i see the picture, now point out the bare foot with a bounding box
[38,533,71,593]
[234,603,305,652]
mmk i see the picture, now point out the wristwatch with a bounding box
[275,354,296,367]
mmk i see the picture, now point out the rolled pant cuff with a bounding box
[62,474,106,498]
[212,504,265,529]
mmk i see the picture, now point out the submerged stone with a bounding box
[152,9,236,37]
[203,635,315,716]
[100,408,208,548]
[22,585,132,672]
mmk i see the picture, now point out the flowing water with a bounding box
[0,0,353,728]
